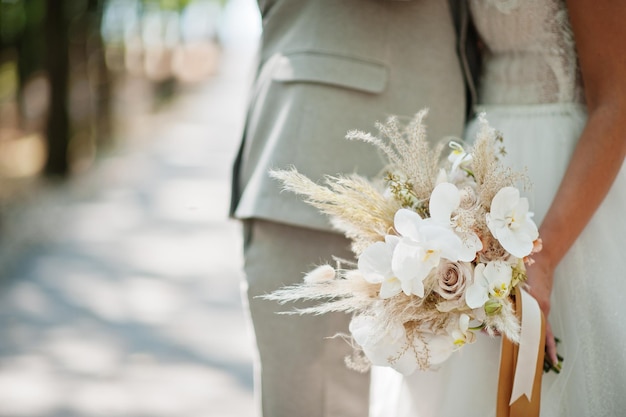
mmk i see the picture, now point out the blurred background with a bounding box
[0,0,260,415]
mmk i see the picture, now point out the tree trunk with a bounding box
[87,0,113,150]
[44,0,70,176]
[15,0,45,129]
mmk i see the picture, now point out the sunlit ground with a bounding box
[0,1,260,416]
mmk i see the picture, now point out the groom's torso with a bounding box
[232,0,468,231]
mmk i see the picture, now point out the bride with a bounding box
[371,0,626,416]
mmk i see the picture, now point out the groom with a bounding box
[230,0,477,416]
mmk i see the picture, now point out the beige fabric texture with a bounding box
[231,0,467,232]
[243,220,370,417]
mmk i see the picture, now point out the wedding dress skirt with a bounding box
[370,102,626,417]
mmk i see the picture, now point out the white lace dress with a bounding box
[370,1,626,416]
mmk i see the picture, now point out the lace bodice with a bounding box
[470,0,584,105]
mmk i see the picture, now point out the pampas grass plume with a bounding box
[304,264,336,283]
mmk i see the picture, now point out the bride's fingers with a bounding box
[481,328,500,336]
[544,321,558,366]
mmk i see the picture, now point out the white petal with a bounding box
[417,333,455,366]
[465,264,488,309]
[497,227,534,258]
[520,214,539,240]
[388,353,419,375]
[349,315,377,348]
[485,213,504,238]
[459,314,470,332]
[484,261,512,286]
[420,224,463,261]
[474,262,487,279]
[379,278,403,299]
[465,282,489,309]
[405,278,425,298]
[350,318,418,374]
[394,209,423,240]
[515,197,530,218]
[385,234,401,246]
[391,239,422,281]
[392,245,429,298]
[429,182,460,225]
[457,232,481,262]
[491,187,519,218]
[358,242,393,283]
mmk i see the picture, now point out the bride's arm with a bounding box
[526,0,626,365]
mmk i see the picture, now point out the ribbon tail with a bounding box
[496,287,546,417]
[496,331,517,417]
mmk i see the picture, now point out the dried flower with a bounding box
[434,260,473,302]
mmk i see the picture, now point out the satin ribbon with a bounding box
[497,287,546,417]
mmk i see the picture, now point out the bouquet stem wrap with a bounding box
[497,287,546,417]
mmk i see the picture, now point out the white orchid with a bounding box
[486,187,539,258]
[428,182,482,260]
[392,209,463,297]
[358,236,403,299]
[391,183,481,297]
[450,313,476,348]
[349,315,418,375]
[448,141,473,173]
[465,260,513,309]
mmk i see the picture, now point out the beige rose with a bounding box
[434,261,473,302]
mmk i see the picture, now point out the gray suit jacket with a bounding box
[231,0,470,232]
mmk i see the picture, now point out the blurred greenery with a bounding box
[0,0,227,184]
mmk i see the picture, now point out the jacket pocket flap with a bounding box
[272,51,387,94]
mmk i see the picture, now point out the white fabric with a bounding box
[469,0,583,106]
[370,332,500,417]
[370,0,626,415]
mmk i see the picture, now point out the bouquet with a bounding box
[266,110,543,376]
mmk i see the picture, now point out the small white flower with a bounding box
[448,141,473,173]
[465,260,513,309]
[486,187,539,258]
[450,314,476,348]
[358,236,403,299]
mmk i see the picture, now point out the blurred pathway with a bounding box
[0,3,259,417]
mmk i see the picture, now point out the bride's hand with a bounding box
[524,258,559,367]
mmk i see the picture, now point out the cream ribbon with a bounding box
[509,288,543,405]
